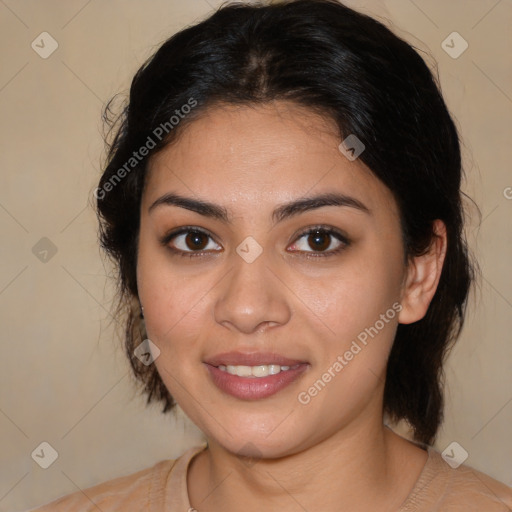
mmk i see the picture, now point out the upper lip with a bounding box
[205,351,306,367]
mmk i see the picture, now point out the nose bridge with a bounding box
[213,242,291,333]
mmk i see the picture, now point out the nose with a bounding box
[213,249,292,335]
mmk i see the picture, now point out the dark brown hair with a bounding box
[96,0,474,446]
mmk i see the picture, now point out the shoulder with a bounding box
[26,458,177,512]
[405,448,512,511]
[443,456,512,510]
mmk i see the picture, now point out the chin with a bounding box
[221,435,298,461]
[201,409,312,460]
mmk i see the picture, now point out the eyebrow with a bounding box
[148,191,371,224]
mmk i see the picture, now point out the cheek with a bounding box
[140,275,206,354]
[305,248,403,336]
[295,261,403,419]
[139,270,209,408]
[136,236,207,358]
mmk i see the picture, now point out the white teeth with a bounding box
[252,365,269,377]
[218,364,296,378]
[236,365,253,377]
[268,364,281,375]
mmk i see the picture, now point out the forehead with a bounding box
[143,101,398,221]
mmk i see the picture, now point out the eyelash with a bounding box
[160,225,350,260]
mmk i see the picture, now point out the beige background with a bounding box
[0,0,511,510]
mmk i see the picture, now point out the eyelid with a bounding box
[289,224,349,245]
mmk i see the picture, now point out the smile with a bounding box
[204,352,309,400]
[217,363,301,378]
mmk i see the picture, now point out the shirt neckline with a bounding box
[396,446,444,511]
[163,443,207,510]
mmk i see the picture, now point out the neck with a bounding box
[187,414,427,512]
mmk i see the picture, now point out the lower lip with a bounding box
[205,364,309,400]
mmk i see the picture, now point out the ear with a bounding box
[398,220,447,325]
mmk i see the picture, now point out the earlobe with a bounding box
[398,220,447,325]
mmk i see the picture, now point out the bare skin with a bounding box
[136,101,447,511]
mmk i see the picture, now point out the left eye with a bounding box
[289,228,349,255]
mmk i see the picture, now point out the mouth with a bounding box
[204,352,309,400]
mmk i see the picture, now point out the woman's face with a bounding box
[137,101,409,458]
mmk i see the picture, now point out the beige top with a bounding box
[28,443,512,511]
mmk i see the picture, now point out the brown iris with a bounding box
[307,230,331,251]
[185,231,209,251]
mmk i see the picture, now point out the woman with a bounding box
[30,0,512,510]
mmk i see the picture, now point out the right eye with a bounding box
[160,227,223,258]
